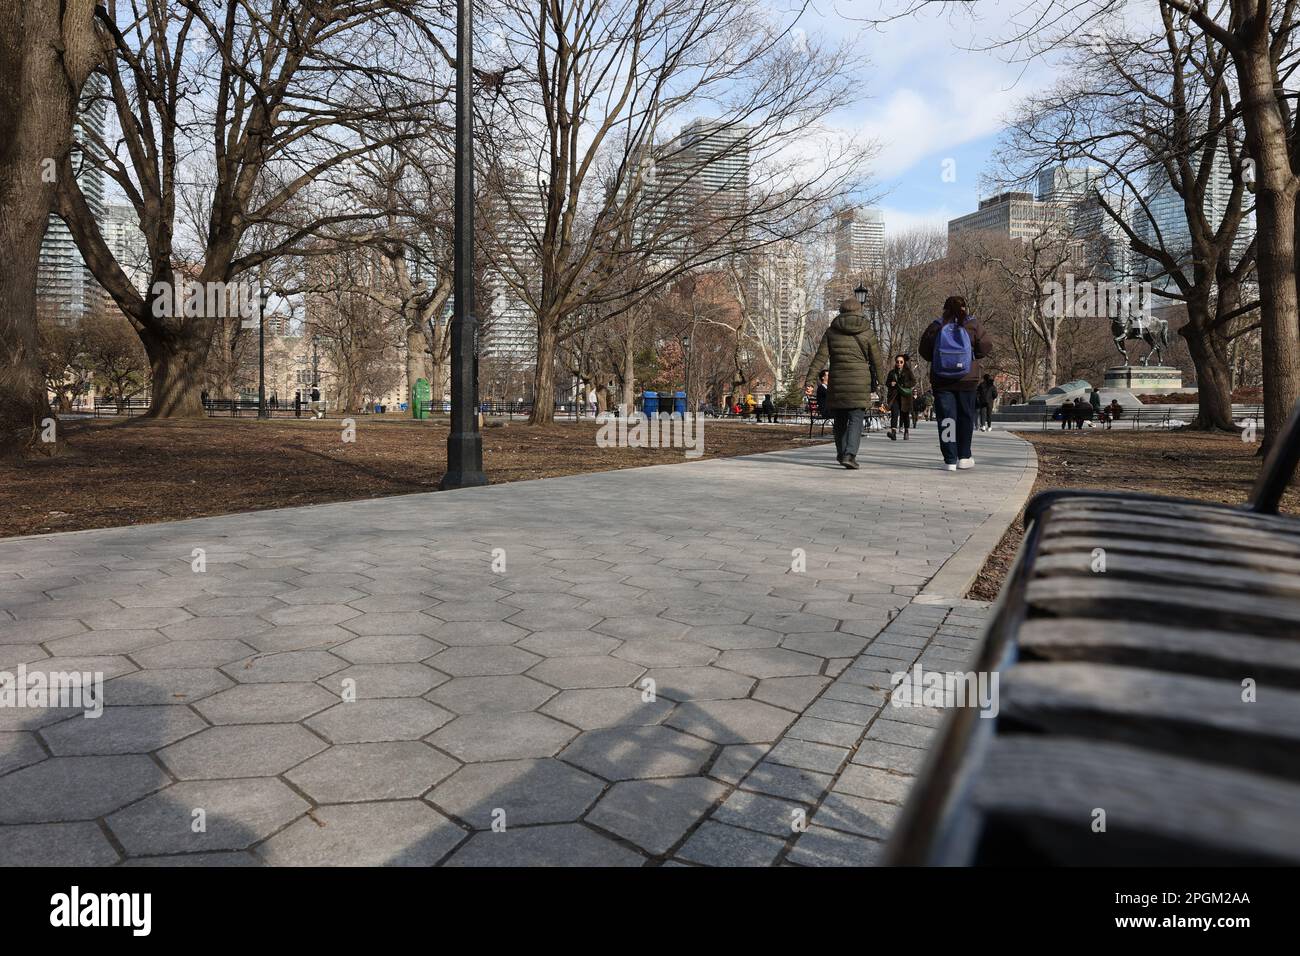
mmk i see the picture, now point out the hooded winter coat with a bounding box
[803,304,886,410]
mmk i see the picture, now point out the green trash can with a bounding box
[412,378,431,419]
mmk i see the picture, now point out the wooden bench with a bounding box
[888,400,1300,865]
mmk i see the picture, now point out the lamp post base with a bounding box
[440,431,488,490]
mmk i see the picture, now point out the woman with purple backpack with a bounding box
[918,296,991,472]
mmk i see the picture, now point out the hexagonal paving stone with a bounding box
[558,725,715,781]
[592,617,690,641]
[129,640,256,669]
[716,647,823,679]
[100,667,233,706]
[307,698,453,743]
[0,821,121,865]
[46,629,168,657]
[195,682,339,724]
[527,655,645,690]
[430,713,576,762]
[426,621,529,647]
[753,676,832,712]
[428,645,540,677]
[107,778,308,856]
[263,604,362,627]
[587,777,728,856]
[243,624,357,653]
[684,625,783,650]
[334,634,444,664]
[427,675,555,714]
[612,639,718,667]
[81,607,193,630]
[505,608,601,632]
[185,596,288,619]
[157,724,326,779]
[426,600,516,623]
[781,632,870,659]
[287,573,373,590]
[162,616,270,643]
[540,687,673,730]
[323,663,445,699]
[498,592,584,611]
[643,666,754,702]
[0,755,167,823]
[222,650,348,684]
[665,699,795,744]
[257,800,467,866]
[746,611,839,634]
[430,758,605,828]
[341,611,442,637]
[661,605,751,626]
[516,630,621,657]
[275,586,367,606]
[0,731,47,776]
[41,705,206,756]
[345,594,437,613]
[444,824,643,866]
[285,742,458,803]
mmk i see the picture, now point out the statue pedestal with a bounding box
[1104,365,1183,392]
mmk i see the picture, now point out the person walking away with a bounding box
[803,297,885,470]
[1090,387,1102,421]
[760,394,776,423]
[976,374,997,432]
[919,295,990,471]
[885,354,915,441]
[912,390,926,428]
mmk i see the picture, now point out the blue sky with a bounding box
[788,0,1064,234]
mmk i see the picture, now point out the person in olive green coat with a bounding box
[803,297,886,469]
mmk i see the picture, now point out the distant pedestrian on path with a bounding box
[919,295,990,471]
[976,374,997,432]
[760,394,776,423]
[885,354,915,441]
[803,297,885,470]
[1090,387,1103,419]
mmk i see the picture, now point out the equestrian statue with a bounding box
[1111,314,1170,366]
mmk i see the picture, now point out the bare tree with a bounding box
[0,0,102,455]
[481,0,871,423]
[55,0,448,419]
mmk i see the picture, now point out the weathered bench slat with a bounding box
[1052,499,1300,537]
[1024,577,1300,635]
[1043,518,1300,559]
[1031,551,1300,597]
[1040,531,1300,575]
[999,662,1300,780]
[969,737,1300,865]
[1018,619,1300,687]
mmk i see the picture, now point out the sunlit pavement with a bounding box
[0,431,1033,866]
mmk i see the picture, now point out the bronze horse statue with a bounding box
[1112,314,1170,366]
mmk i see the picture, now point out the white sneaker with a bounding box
[958,458,974,469]
[944,463,958,472]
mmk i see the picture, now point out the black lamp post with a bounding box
[441,0,487,489]
[680,335,691,413]
[854,282,868,308]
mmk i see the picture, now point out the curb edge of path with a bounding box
[913,433,1039,608]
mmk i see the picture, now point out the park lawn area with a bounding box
[2,417,820,538]
[968,428,1300,602]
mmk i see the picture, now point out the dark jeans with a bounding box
[832,408,865,460]
[889,401,909,432]
[933,389,977,464]
[978,404,992,428]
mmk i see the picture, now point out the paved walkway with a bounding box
[0,430,1034,866]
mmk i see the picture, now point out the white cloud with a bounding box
[880,205,952,237]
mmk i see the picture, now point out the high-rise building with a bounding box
[834,207,885,276]
[947,190,1070,243]
[483,180,545,362]
[38,76,107,324]
[102,203,150,293]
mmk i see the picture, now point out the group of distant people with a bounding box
[1055,388,1125,430]
[723,392,778,422]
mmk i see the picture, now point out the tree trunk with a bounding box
[142,329,209,418]
[1042,336,1058,392]
[1182,321,1237,431]
[620,332,636,412]
[1238,46,1300,451]
[0,0,99,456]
[529,321,560,424]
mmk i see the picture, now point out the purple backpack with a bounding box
[933,319,974,380]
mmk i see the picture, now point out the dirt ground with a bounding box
[967,428,1300,602]
[2,416,823,538]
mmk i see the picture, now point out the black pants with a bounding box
[832,408,865,460]
[978,404,992,428]
[889,401,909,432]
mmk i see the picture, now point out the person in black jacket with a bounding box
[885,354,916,441]
[976,374,997,432]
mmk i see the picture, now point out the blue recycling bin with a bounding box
[673,391,686,415]
[642,391,659,416]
